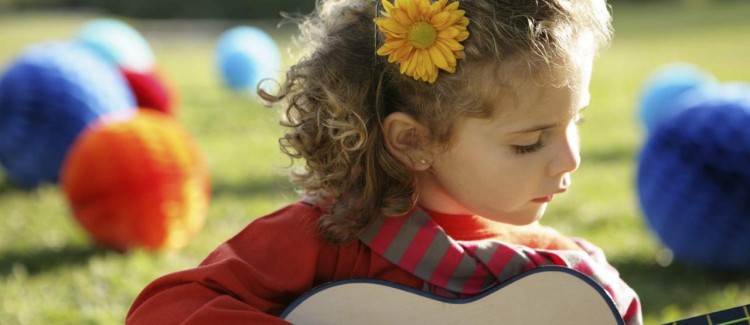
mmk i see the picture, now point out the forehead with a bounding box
[480,55,593,128]
[479,32,596,100]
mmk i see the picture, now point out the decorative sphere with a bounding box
[637,84,750,271]
[75,18,155,72]
[0,41,135,188]
[638,63,716,133]
[216,26,281,93]
[61,110,211,251]
[120,67,179,115]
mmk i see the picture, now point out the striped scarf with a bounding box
[359,207,594,296]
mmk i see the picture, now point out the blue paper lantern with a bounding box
[216,26,281,93]
[638,63,716,133]
[0,41,136,188]
[75,18,155,72]
[637,84,750,271]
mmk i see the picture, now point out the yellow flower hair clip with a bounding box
[374,0,470,83]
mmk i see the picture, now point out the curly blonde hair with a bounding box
[260,0,612,244]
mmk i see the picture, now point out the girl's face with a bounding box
[416,54,593,225]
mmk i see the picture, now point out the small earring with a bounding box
[420,159,427,164]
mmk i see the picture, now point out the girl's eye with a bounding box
[512,140,545,155]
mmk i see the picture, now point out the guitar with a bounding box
[669,304,750,325]
[281,266,750,325]
[281,266,624,324]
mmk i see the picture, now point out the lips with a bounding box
[532,188,567,203]
[532,195,553,203]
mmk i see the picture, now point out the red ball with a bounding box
[120,67,179,115]
[61,110,210,251]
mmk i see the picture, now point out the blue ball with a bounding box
[0,41,136,188]
[75,18,155,72]
[638,63,716,133]
[216,26,281,93]
[637,84,750,271]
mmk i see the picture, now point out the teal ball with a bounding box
[216,26,281,93]
[75,18,155,72]
[638,63,716,133]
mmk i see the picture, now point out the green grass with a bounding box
[1,2,749,324]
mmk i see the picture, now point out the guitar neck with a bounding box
[669,304,750,325]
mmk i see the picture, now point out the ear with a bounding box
[382,112,432,171]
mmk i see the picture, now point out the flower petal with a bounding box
[458,16,470,27]
[438,38,464,51]
[430,11,451,29]
[428,46,449,71]
[418,0,431,19]
[402,0,419,21]
[427,1,441,17]
[391,9,412,26]
[456,30,470,42]
[434,41,456,66]
[383,38,409,51]
[417,50,431,77]
[382,0,395,14]
[392,42,415,62]
[380,19,409,35]
[445,1,459,12]
[438,27,459,39]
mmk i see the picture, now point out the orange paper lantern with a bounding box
[61,110,210,251]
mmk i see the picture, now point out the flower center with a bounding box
[408,21,437,49]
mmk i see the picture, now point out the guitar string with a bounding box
[715,317,750,325]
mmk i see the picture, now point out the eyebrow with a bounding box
[509,121,562,134]
[509,105,589,134]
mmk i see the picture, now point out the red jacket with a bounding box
[127,201,641,324]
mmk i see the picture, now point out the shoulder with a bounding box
[244,201,322,235]
[201,201,328,264]
[230,200,324,246]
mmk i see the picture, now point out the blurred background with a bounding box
[1,0,314,19]
[0,0,749,324]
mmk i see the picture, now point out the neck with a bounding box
[421,206,508,241]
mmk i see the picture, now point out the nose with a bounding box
[548,123,581,177]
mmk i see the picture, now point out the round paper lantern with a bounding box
[0,41,135,188]
[638,63,716,133]
[216,26,281,93]
[120,67,179,115]
[75,18,155,72]
[61,110,210,251]
[637,84,750,271]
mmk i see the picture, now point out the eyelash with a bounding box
[513,140,545,155]
[513,114,586,155]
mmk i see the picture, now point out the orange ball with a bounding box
[61,110,210,251]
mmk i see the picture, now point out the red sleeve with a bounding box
[570,238,643,325]
[126,203,339,324]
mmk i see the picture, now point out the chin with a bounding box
[483,207,547,226]
[516,206,547,225]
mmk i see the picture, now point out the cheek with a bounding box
[480,157,537,193]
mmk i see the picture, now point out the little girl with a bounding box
[128,0,642,323]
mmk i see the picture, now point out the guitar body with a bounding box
[281,266,625,324]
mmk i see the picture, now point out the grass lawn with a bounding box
[1,2,749,324]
